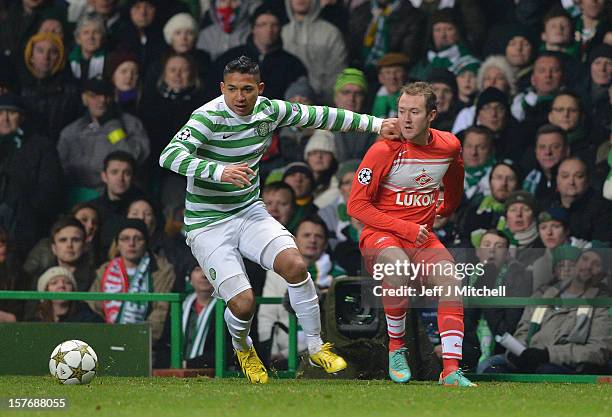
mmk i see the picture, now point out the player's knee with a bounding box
[274,249,308,284]
[227,289,255,320]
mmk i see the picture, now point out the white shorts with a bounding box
[186,202,296,301]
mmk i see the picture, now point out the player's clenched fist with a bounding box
[221,163,255,187]
[415,225,429,246]
[380,118,400,139]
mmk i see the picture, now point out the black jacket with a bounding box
[19,70,82,143]
[0,131,63,257]
[550,189,612,243]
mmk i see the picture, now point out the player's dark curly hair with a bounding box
[223,55,260,80]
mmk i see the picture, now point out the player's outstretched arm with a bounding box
[272,99,399,138]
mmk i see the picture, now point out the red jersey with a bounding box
[347,128,464,243]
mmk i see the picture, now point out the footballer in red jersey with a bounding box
[348,82,476,387]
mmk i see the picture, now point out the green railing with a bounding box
[0,291,184,368]
[1,291,610,382]
[215,297,298,379]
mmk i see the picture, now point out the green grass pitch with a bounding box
[1,376,611,417]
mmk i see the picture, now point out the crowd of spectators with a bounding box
[0,0,610,374]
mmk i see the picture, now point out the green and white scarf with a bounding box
[426,44,471,70]
[363,0,401,68]
[182,293,217,360]
[69,46,106,80]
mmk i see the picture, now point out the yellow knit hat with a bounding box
[24,32,65,77]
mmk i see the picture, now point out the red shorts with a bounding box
[359,229,454,276]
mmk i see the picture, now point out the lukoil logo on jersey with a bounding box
[395,192,436,207]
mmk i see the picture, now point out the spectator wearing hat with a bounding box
[304,130,339,208]
[428,68,460,132]
[106,50,141,114]
[278,76,317,164]
[483,23,537,92]
[460,87,528,163]
[24,216,97,293]
[332,68,375,162]
[482,245,612,375]
[57,76,150,201]
[0,93,63,257]
[522,124,569,203]
[117,0,165,74]
[549,157,612,243]
[282,162,318,218]
[197,0,260,61]
[372,52,409,118]
[462,126,495,202]
[503,190,543,267]
[88,218,175,344]
[19,32,82,143]
[143,12,212,98]
[451,56,516,134]
[69,13,109,83]
[452,161,521,248]
[26,266,101,323]
[318,159,360,250]
[511,53,564,138]
[347,0,426,74]
[409,8,473,81]
[450,55,481,109]
[531,207,572,292]
[281,0,348,105]
[214,5,307,100]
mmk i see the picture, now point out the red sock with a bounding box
[437,300,464,377]
[383,281,408,352]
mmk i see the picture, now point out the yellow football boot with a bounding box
[235,346,269,384]
[308,343,347,374]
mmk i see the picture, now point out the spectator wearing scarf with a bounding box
[182,264,218,366]
[69,14,108,82]
[88,219,175,343]
[461,126,495,201]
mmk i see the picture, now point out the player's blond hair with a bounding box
[399,82,437,113]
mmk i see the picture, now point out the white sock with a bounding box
[224,307,253,352]
[287,274,323,354]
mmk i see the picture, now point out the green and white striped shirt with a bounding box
[159,95,383,232]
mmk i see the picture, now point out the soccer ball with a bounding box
[49,340,98,385]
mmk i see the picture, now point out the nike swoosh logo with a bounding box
[453,343,462,348]
[222,133,234,139]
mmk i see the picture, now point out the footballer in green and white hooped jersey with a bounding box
[159,56,397,382]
